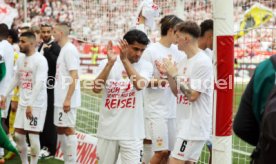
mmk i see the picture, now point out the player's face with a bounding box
[175,31,189,51]
[52,27,62,42]
[41,26,52,43]
[127,42,147,63]
[168,28,178,44]
[19,37,32,54]
[205,30,213,50]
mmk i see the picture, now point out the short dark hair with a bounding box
[0,23,9,38]
[200,19,213,37]
[8,29,19,43]
[176,21,201,38]
[123,29,150,45]
[160,15,183,36]
[40,23,52,28]
[20,31,36,40]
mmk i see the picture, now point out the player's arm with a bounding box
[119,40,149,91]
[0,70,19,109]
[175,77,200,102]
[167,75,178,96]
[64,70,79,107]
[164,58,200,101]
[93,41,116,93]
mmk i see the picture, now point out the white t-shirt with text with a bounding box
[15,52,48,108]
[176,51,213,140]
[142,42,185,119]
[96,57,153,140]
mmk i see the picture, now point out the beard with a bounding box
[43,37,51,43]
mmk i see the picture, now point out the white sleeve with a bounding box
[3,60,20,96]
[64,48,80,71]
[139,61,153,82]
[27,58,48,106]
[190,63,213,94]
[141,48,153,64]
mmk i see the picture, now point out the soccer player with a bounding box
[38,23,61,158]
[198,19,214,61]
[198,19,214,164]
[142,15,183,164]
[164,21,214,164]
[93,29,153,164]
[0,23,14,160]
[0,31,48,164]
[53,23,81,163]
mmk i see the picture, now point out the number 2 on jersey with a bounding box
[59,112,63,121]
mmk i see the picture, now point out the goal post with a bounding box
[212,0,234,163]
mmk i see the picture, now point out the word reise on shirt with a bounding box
[105,80,136,110]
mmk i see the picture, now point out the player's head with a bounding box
[175,21,200,51]
[19,32,36,55]
[199,19,213,50]
[0,23,9,40]
[8,29,19,44]
[53,23,70,43]
[159,15,183,42]
[123,29,150,63]
[31,25,41,44]
[40,23,52,43]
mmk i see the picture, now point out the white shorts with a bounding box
[171,138,205,162]
[96,138,143,164]
[14,105,46,132]
[54,106,76,127]
[146,118,176,151]
[1,96,11,119]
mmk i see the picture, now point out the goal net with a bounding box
[68,0,276,163]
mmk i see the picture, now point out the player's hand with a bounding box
[0,95,6,109]
[26,106,33,120]
[63,99,71,113]
[155,60,167,75]
[163,58,178,78]
[107,40,117,64]
[118,39,129,62]
[11,101,18,112]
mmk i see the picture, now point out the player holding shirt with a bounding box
[93,29,153,164]
[53,23,81,163]
[164,21,214,164]
[0,32,48,164]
